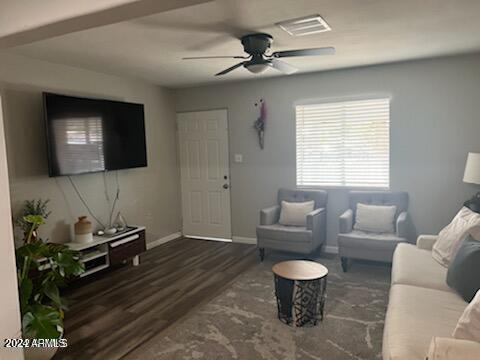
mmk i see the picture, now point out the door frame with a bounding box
[0,92,23,357]
[176,108,232,242]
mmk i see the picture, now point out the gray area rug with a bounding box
[125,253,391,360]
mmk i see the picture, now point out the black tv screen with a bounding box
[44,93,147,177]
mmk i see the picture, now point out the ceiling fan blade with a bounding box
[183,55,247,60]
[132,2,274,52]
[215,62,246,76]
[270,59,298,75]
[187,34,236,52]
[272,47,335,58]
[217,0,251,38]
[188,0,276,52]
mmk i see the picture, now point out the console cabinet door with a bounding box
[109,230,146,265]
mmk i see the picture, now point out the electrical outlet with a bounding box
[234,154,243,163]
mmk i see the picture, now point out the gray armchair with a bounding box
[256,188,327,261]
[338,191,413,271]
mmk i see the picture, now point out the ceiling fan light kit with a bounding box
[183,32,335,77]
[245,62,269,74]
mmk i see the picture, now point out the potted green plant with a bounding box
[16,213,84,359]
[15,199,51,243]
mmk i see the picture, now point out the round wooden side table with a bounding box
[272,260,328,327]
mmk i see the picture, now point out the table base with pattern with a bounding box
[274,272,327,327]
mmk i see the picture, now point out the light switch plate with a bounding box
[234,154,243,163]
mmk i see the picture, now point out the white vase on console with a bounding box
[74,216,93,243]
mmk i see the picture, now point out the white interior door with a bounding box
[177,109,231,240]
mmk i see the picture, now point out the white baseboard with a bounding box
[232,236,338,254]
[232,236,257,245]
[147,232,182,250]
[191,233,339,255]
[324,245,339,254]
[184,235,232,242]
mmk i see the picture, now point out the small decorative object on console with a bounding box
[114,211,128,232]
[74,216,93,244]
[104,227,117,235]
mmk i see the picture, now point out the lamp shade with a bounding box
[463,152,480,185]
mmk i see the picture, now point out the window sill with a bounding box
[296,185,390,191]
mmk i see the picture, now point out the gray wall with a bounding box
[0,52,181,244]
[175,53,480,248]
[0,92,22,359]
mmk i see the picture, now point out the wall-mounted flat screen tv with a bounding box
[44,93,147,177]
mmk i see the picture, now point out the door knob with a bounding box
[223,184,229,189]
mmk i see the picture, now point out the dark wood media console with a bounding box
[66,226,146,278]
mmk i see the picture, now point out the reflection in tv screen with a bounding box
[44,93,147,177]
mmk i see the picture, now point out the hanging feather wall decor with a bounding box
[253,99,266,149]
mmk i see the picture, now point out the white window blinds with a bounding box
[296,98,390,188]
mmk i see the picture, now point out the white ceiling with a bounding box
[9,0,480,88]
[0,0,210,48]
[0,0,134,37]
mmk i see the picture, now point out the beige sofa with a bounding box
[383,235,480,359]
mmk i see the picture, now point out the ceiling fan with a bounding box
[182,33,335,76]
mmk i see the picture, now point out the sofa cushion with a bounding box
[383,284,467,360]
[453,290,480,342]
[447,236,480,302]
[354,203,397,233]
[338,230,405,251]
[392,243,451,292]
[256,224,312,243]
[426,337,480,360]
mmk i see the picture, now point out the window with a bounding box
[296,98,390,188]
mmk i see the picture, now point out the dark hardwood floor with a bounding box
[54,237,257,360]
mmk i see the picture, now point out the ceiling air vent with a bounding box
[276,14,331,36]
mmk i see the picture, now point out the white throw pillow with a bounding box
[278,200,315,227]
[353,203,397,233]
[453,289,480,342]
[432,207,480,267]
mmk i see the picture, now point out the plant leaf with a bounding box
[16,242,43,261]
[42,282,63,309]
[19,277,33,310]
[24,214,45,225]
[22,305,62,339]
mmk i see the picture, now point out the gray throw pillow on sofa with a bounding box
[447,235,480,302]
